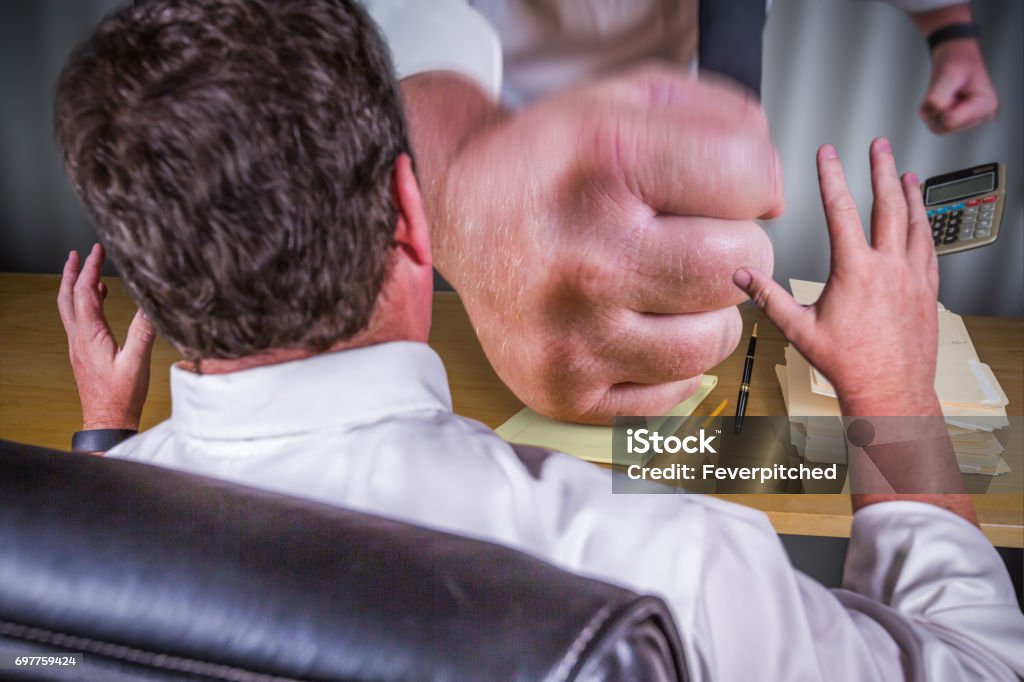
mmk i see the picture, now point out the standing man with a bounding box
[362,0,999,423]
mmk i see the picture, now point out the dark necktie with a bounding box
[698,0,767,97]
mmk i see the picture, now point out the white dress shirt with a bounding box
[109,342,1024,681]
[359,0,963,107]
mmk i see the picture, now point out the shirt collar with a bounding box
[169,341,452,440]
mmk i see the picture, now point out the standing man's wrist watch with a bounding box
[927,23,980,51]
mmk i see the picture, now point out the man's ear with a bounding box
[392,153,431,268]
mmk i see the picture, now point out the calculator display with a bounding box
[926,173,994,205]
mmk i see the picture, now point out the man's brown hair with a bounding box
[55,0,409,359]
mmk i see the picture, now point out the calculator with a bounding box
[924,163,1006,255]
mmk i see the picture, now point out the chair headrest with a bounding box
[0,440,686,681]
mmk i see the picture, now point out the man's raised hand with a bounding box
[733,138,941,417]
[57,243,156,431]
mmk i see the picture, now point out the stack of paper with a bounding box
[778,281,1010,476]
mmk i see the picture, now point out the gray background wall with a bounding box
[763,0,1023,317]
[1,0,1022,317]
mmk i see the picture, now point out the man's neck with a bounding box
[187,347,325,375]
[180,267,433,376]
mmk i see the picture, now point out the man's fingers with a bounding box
[937,92,998,133]
[902,172,934,267]
[72,243,106,320]
[617,216,772,314]
[607,65,766,131]
[816,145,866,259]
[733,267,813,347]
[609,85,783,220]
[635,108,783,218]
[588,376,705,423]
[868,137,907,252]
[77,243,104,285]
[123,308,157,364]
[70,242,118,351]
[761,152,786,220]
[58,250,80,329]
[605,307,742,385]
[927,243,940,294]
[922,73,963,120]
[901,172,940,293]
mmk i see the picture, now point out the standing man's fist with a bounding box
[920,38,998,134]
[408,65,783,423]
[910,4,999,135]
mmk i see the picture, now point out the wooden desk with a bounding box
[3,272,1022,547]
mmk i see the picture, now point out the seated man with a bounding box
[54,0,1022,679]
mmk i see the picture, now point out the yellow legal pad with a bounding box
[495,375,718,464]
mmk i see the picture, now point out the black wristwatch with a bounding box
[927,23,980,51]
[71,429,138,454]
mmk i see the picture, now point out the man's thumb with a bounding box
[732,267,809,344]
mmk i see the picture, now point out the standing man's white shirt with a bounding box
[360,0,697,107]
[359,0,963,107]
[109,342,1024,681]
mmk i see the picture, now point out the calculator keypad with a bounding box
[928,195,998,248]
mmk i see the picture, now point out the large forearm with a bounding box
[400,72,503,186]
[399,72,505,278]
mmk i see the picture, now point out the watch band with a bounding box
[71,429,138,454]
[927,23,980,51]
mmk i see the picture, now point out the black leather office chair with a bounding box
[0,440,686,681]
